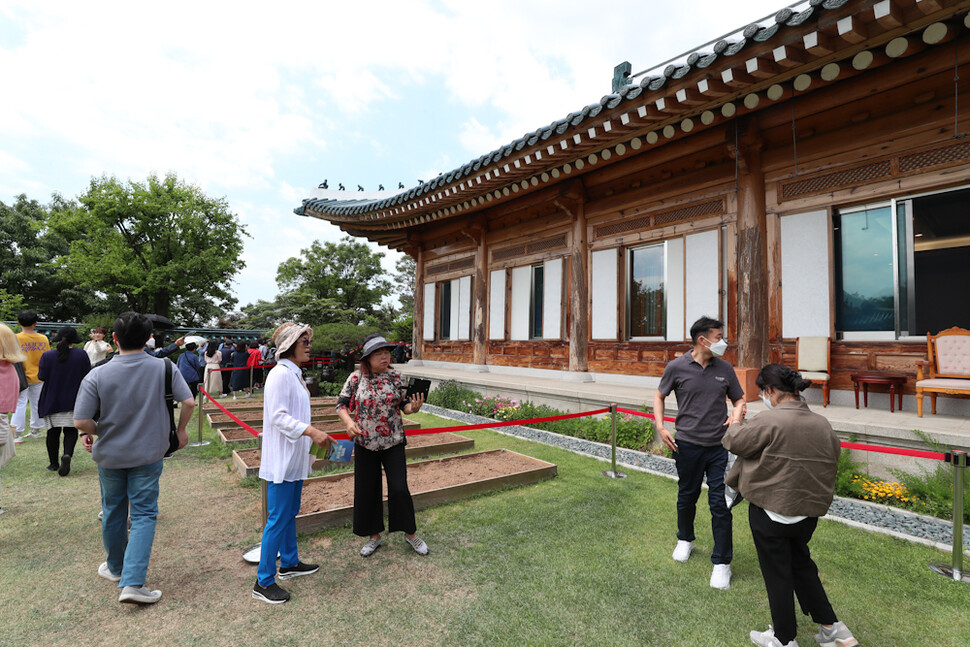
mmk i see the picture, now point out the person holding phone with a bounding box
[336,333,427,558]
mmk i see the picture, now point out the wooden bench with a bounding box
[916,326,970,417]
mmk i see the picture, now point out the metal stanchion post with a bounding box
[187,388,210,447]
[930,450,969,583]
[602,403,627,479]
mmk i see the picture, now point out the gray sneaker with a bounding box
[97,562,121,582]
[406,535,429,556]
[119,585,162,604]
[360,537,382,557]
[814,621,858,647]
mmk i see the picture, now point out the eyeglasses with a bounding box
[297,339,312,347]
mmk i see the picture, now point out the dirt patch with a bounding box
[210,407,336,424]
[221,427,262,441]
[235,433,469,466]
[299,450,546,514]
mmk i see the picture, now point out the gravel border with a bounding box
[422,404,969,553]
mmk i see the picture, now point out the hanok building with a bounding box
[298,0,970,416]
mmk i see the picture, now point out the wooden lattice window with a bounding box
[594,198,725,238]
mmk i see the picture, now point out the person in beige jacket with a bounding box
[722,364,857,647]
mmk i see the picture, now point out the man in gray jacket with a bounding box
[75,312,195,605]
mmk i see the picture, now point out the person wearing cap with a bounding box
[37,327,91,475]
[252,322,335,605]
[143,334,184,358]
[336,332,427,558]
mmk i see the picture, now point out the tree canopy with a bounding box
[48,173,248,325]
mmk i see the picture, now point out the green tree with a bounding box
[0,193,102,320]
[392,254,415,314]
[49,174,248,326]
[275,237,391,323]
[0,288,26,322]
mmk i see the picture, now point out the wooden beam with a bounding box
[721,66,755,89]
[472,226,488,366]
[697,75,730,98]
[772,45,805,69]
[873,0,903,29]
[732,116,770,369]
[915,0,943,15]
[412,246,425,360]
[803,31,834,56]
[836,15,868,44]
[566,196,589,373]
[746,56,781,79]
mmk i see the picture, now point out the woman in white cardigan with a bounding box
[252,322,333,605]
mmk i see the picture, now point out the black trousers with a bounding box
[353,442,416,537]
[46,427,78,467]
[749,504,838,644]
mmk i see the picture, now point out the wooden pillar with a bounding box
[412,246,425,360]
[557,184,589,373]
[472,229,488,366]
[733,117,770,368]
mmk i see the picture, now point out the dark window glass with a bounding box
[530,265,544,339]
[439,281,451,340]
[629,244,665,338]
[834,206,894,332]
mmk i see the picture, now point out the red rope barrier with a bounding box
[615,407,677,424]
[200,387,261,437]
[400,407,613,436]
[840,441,947,461]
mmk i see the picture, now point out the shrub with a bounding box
[889,430,970,523]
[427,380,481,411]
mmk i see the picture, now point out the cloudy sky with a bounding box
[1,0,789,311]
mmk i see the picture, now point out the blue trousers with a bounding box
[257,480,303,587]
[99,459,164,587]
[674,439,733,564]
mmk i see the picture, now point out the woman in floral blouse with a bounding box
[336,333,427,557]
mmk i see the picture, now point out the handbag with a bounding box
[163,360,180,457]
[14,362,27,392]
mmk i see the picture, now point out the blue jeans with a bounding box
[99,460,164,587]
[257,480,303,587]
[674,440,733,564]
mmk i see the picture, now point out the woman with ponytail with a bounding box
[723,364,857,647]
[37,327,90,476]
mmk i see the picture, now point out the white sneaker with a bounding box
[813,621,858,647]
[119,585,161,604]
[672,540,693,562]
[749,626,798,646]
[360,537,382,557]
[710,563,732,590]
[98,562,121,582]
[406,535,429,556]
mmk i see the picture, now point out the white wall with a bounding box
[781,210,830,338]
[422,283,435,340]
[685,230,720,330]
[456,276,471,340]
[542,257,563,338]
[591,249,618,339]
[510,266,531,340]
[665,237,685,341]
[489,269,505,339]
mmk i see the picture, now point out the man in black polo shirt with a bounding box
[654,316,745,590]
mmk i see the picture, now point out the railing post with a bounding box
[930,450,968,583]
[187,388,211,447]
[602,403,627,479]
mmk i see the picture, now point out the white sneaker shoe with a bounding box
[98,562,121,582]
[406,535,429,556]
[710,563,732,590]
[360,537,382,557]
[813,621,858,647]
[672,540,693,562]
[119,585,161,604]
[749,626,798,646]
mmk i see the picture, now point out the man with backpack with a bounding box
[74,312,195,605]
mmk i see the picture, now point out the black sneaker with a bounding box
[58,454,72,477]
[252,580,290,604]
[278,561,319,580]
[46,464,58,471]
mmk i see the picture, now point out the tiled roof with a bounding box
[298,0,967,248]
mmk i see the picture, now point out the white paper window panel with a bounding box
[456,276,472,340]
[591,249,618,339]
[685,230,720,331]
[510,265,532,341]
[542,258,563,338]
[781,210,830,338]
[665,237,686,341]
[489,269,506,339]
[449,279,461,340]
[422,283,435,340]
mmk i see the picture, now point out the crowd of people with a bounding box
[0,310,858,645]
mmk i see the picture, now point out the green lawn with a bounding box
[0,410,967,647]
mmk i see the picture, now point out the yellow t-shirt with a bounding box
[18,332,50,383]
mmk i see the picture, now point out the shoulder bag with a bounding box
[14,362,28,392]
[163,360,180,457]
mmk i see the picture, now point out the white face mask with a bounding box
[706,338,728,357]
[760,393,774,410]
